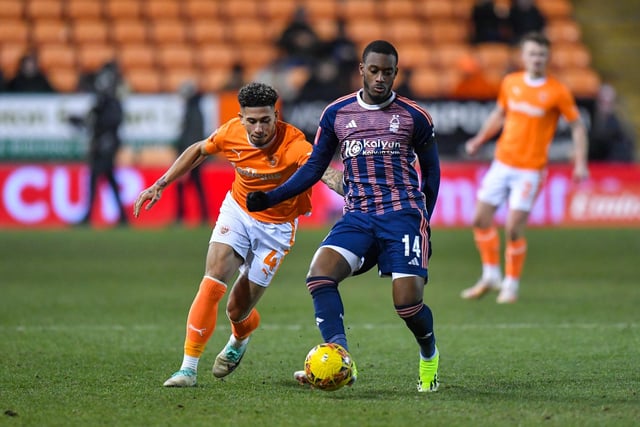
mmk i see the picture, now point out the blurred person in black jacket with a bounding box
[508,0,546,44]
[69,65,127,226]
[7,53,55,93]
[589,83,635,162]
[174,80,209,225]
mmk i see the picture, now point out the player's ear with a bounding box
[359,62,364,76]
[274,110,279,120]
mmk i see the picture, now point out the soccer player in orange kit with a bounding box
[460,32,589,303]
[133,82,344,386]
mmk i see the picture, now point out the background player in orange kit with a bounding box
[460,32,589,304]
[133,82,344,387]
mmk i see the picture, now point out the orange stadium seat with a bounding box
[380,0,416,19]
[183,0,219,20]
[199,68,232,93]
[421,0,456,20]
[220,0,259,19]
[227,18,269,44]
[311,19,338,42]
[262,0,299,21]
[236,43,278,71]
[410,67,461,98]
[148,19,188,44]
[77,43,116,73]
[302,0,339,20]
[559,68,601,98]
[190,20,227,44]
[396,42,433,69]
[426,20,469,45]
[339,0,378,19]
[431,43,472,69]
[30,19,69,45]
[26,0,64,20]
[550,43,592,71]
[409,68,440,98]
[162,67,201,92]
[536,0,573,20]
[0,43,28,77]
[111,20,148,45]
[474,43,512,73]
[545,20,582,44]
[197,44,238,70]
[48,68,78,92]
[104,0,141,20]
[66,0,103,20]
[71,20,109,45]
[143,0,183,20]
[156,44,195,70]
[0,20,28,44]
[125,67,162,93]
[345,19,384,45]
[0,0,24,19]
[38,43,76,73]
[117,44,156,70]
[388,19,426,44]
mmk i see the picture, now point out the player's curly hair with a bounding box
[237,82,279,108]
[362,40,398,64]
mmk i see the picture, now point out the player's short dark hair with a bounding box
[237,82,279,108]
[520,32,551,48]
[362,40,399,65]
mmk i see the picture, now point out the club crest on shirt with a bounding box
[389,114,400,133]
[218,225,230,235]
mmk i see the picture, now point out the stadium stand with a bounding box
[0,0,601,97]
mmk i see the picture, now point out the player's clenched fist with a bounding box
[246,191,270,212]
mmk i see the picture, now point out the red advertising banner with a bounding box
[0,163,342,229]
[0,163,638,228]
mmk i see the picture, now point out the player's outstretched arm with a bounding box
[133,140,208,217]
[569,119,589,182]
[465,106,505,156]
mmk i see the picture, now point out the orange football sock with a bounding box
[231,308,261,341]
[505,238,527,280]
[183,276,227,358]
[473,227,500,266]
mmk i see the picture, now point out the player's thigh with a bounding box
[477,160,511,208]
[320,212,377,273]
[245,219,297,287]
[373,210,430,279]
[507,168,545,212]
[208,194,251,280]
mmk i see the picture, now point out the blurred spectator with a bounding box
[222,63,246,92]
[323,19,359,76]
[276,6,322,67]
[174,80,209,225]
[451,54,500,100]
[588,83,635,162]
[297,58,346,103]
[394,68,416,99]
[69,64,127,226]
[508,0,546,44]
[0,69,5,91]
[6,53,55,93]
[470,0,510,44]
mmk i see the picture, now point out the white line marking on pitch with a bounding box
[4,322,638,332]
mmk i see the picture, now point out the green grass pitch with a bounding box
[1,227,638,426]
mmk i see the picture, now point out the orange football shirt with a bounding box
[495,71,580,170]
[204,118,313,223]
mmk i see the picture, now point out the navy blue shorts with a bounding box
[321,209,431,279]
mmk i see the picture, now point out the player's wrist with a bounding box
[155,178,168,188]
